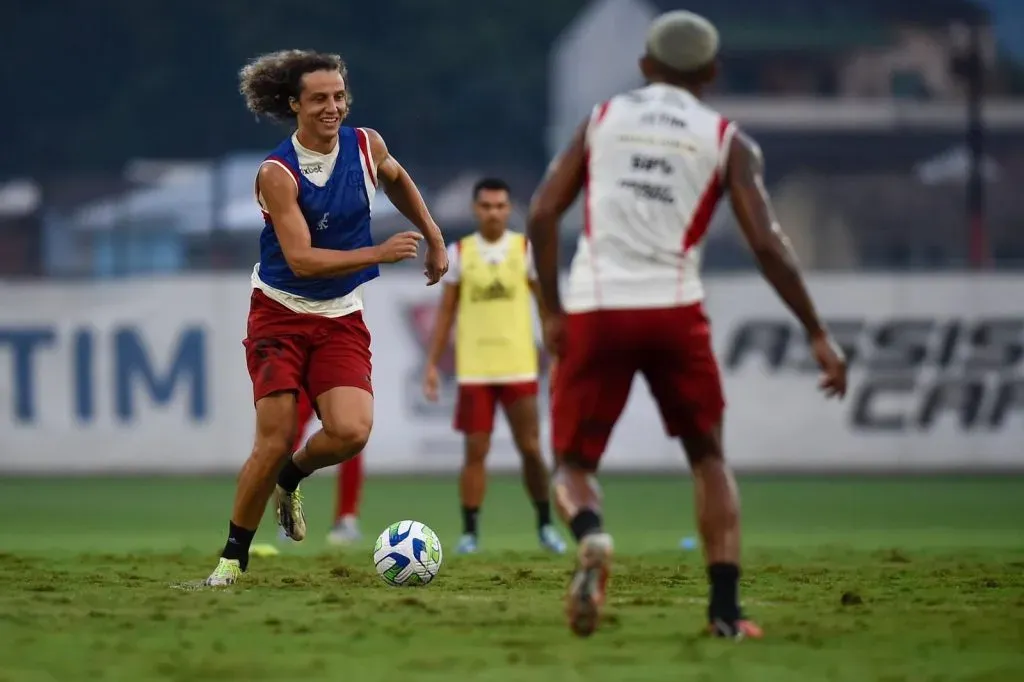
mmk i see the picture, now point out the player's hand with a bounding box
[810,330,847,399]
[376,231,423,264]
[422,364,441,402]
[542,314,566,358]
[423,238,448,286]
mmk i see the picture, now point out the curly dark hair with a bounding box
[239,50,351,123]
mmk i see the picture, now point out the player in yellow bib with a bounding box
[423,178,566,555]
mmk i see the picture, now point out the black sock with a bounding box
[535,500,552,529]
[221,521,255,571]
[707,563,741,623]
[277,455,310,493]
[569,509,602,541]
[461,506,479,536]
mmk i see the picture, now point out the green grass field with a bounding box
[1,474,1022,682]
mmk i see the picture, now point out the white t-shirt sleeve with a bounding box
[526,241,537,281]
[445,242,461,283]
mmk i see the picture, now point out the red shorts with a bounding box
[550,303,725,470]
[243,289,373,404]
[454,381,539,434]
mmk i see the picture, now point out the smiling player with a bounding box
[204,49,448,586]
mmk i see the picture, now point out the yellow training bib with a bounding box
[455,233,537,383]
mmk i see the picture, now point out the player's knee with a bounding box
[515,436,543,462]
[252,430,293,463]
[680,425,724,467]
[558,452,599,475]
[464,433,490,466]
[323,416,372,453]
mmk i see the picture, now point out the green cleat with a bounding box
[204,558,242,587]
[275,484,307,541]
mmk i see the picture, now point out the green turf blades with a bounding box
[0,475,1022,680]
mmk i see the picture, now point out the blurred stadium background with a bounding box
[3,0,1022,475]
[1,2,1023,678]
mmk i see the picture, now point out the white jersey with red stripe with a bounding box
[564,83,735,313]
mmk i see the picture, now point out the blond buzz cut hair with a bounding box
[644,10,720,73]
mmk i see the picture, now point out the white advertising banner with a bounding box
[704,274,1024,472]
[1,273,1021,474]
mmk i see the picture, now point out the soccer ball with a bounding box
[373,520,443,587]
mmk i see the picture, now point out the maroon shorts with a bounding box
[550,303,725,470]
[454,381,539,434]
[243,289,373,405]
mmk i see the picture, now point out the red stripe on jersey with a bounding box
[266,156,301,189]
[579,101,611,304]
[681,117,731,253]
[682,176,724,253]
[583,149,603,305]
[355,128,377,187]
[583,150,592,238]
[717,116,731,143]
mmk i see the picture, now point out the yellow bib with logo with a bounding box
[455,233,538,383]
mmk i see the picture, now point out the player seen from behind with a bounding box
[528,11,848,638]
[423,178,566,555]
[205,49,448,586]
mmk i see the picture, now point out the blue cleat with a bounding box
[539,524,568,554]
[455,533,479,555]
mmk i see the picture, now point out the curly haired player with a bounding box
[204,50,448,586]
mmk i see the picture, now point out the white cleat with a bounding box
[326,516,362,546]
[539,524,568,554]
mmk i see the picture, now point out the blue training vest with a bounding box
[257,127,379,300]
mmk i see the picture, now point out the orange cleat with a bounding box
[708,618,764,640]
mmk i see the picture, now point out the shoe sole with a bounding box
[567,538,611,637]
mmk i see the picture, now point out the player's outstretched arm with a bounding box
[726,131,848,397]
[365,129,448,285]
[527,121,587,319]
[259,163,419,277]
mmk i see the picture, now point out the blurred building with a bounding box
[0,0,1022,278]
[548,0,1024,270]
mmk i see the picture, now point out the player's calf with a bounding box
[681,428,757,638]
[211,395,297,580]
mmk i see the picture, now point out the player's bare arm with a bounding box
[366,128,448,285]
[527,121,587,355]
[726,131,848,397]
[422,283,460,402]
[528,280,549,325]
[259,162,420,277]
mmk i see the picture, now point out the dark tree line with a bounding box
[2,0,585,179]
